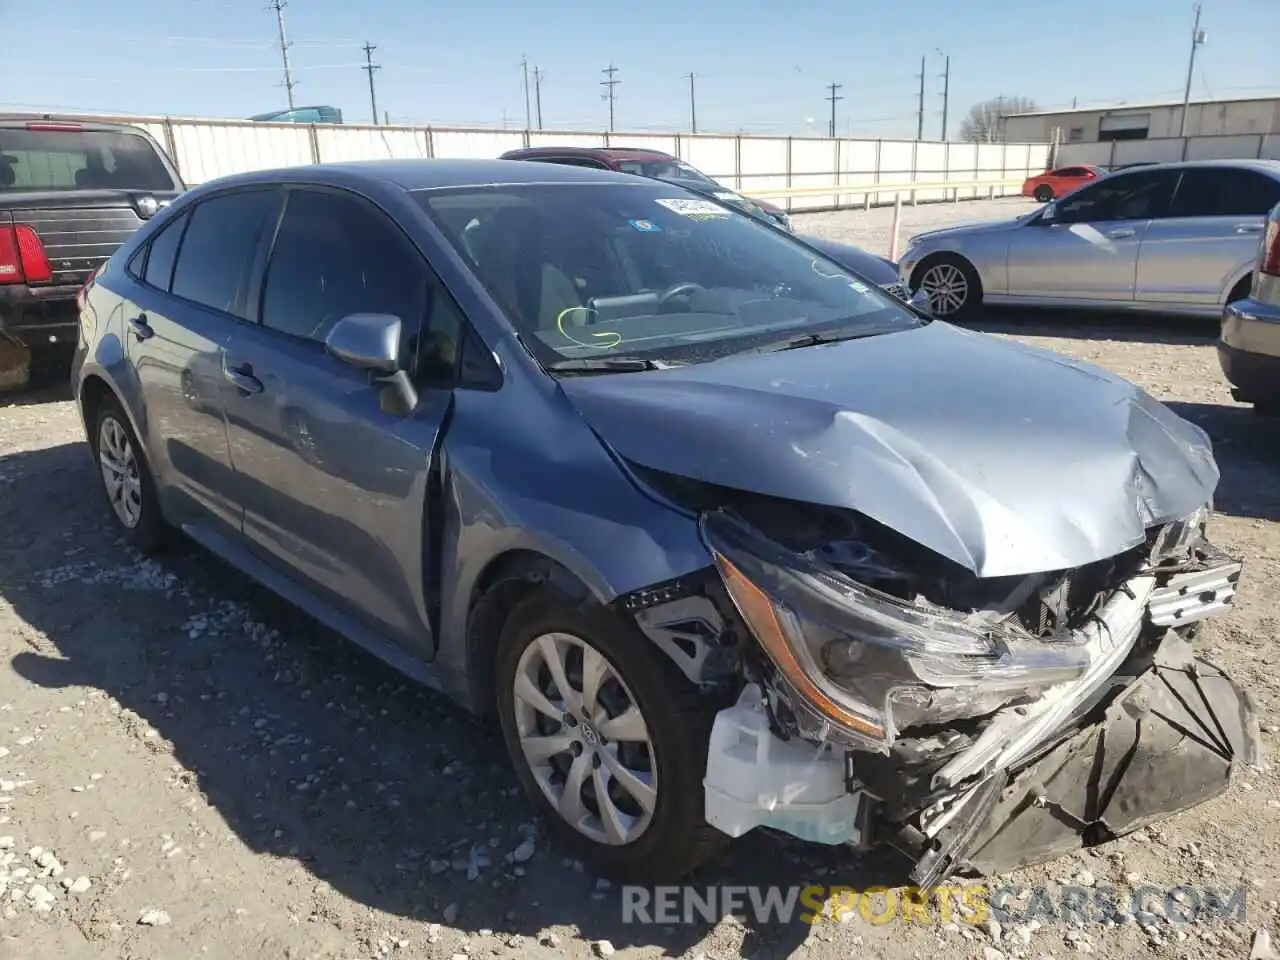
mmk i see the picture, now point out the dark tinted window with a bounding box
[1055,170,1178,223]
[1054,167,1087,178]
[0,128,176,192]
[171,189,278,317]
[260,188,431,348]
[1169,168,1280,218]
[536,156,609,169]
[142,211,189,291]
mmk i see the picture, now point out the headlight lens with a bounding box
[701,511,1092,752]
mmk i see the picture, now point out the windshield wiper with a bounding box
[766,328,884,352]
[546,356,669,375]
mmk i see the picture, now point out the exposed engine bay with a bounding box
[624,467,1257,884]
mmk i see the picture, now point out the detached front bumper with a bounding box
[703,540,1257,882]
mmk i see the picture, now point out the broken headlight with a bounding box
[701,511,1093,753]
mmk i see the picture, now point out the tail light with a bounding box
[0,224,53,285]
[1262,214,1280,278]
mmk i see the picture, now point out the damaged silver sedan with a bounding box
[73,158,1256,885]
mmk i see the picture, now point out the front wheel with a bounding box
[495,587,727,882]
[915,254,983,320]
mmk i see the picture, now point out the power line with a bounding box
[684,72,697,133]
[533,65,544,130]
[267,0,296,109]
[362,42,381,125]
[915,55,925,140]
[520,56,532,130]
[601,63,620,132]
[1179,3,1207,138]
[936,49,950,141]
[825,82,843,138]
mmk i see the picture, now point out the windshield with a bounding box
[0,128,177,192]
[617,158,718,186]
[416,181,921,367]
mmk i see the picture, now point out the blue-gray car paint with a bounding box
[73,159,1220,718]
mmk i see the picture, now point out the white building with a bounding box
[1003,94,1280,145]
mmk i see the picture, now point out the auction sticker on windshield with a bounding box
[655,198,732,219]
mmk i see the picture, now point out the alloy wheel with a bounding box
[919,262,970,316]
[511,631,658,846]
[98,415,143,529]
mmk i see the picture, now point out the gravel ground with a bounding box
[1,199,1279,960]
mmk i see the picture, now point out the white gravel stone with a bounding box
[138,908,172,926]
[510,838,536,863]
[594,940,616,957]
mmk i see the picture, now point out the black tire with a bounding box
[91,396,169,554]
[1227,275,1253,306]
[495,585,727,883]
[1033,184,1054,203]
[913,252,983,321]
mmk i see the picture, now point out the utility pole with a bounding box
[533,65,544,129]
[268,0,296,109]
[937,49,950,141]
[684,72,697,133]
[915,56,926,140]
[601,63,620,132]
[1179,3,1206,138]
[520,56,532,130]
[994,94,1005,143]
[361,42,381,125]
[826,82,843,138]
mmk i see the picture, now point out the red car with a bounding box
[499,146,794,231]
[1021,164,1103,203]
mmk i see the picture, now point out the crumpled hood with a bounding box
[911,218,1023,245]
[560,322,1218,577]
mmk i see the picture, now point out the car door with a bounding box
[123,188,281,540]
[1135,167,1280,307]
[220,184,458,655]
[1006,168,1179,301]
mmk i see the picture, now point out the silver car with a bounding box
[900,159,1280,320]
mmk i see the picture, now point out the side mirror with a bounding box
[909,287,934,317]
[324,313,419,415]
[325,312,402,373]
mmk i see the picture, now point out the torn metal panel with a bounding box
[561,320,1218,577]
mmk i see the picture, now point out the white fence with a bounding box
[1056,132,1280,168]
[30,112,1053,213]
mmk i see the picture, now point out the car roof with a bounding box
[500,145,677,162]
[0,116,157,135]
[1103,158,1280,177]
[186,158,651,194]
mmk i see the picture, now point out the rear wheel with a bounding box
[1033,184,1054,203]
[915,254,983,320]
[91,396,169,553]
[495,586,726,882]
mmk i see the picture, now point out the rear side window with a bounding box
[0,127,176,192]
[142,211,189,291]
[171,190,278,317]
[1056,170,1178,223]
[1169,168,1280,218]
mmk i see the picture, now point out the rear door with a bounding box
[124,187,281,539]
[1007,168,1178,301]
[220,185,458,654]
[1135,167,1280,307]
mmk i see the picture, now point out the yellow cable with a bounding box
[556,305,623,351]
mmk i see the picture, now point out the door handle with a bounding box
[1235,223,1265,234]
[223,361,264,395]
[1106,228,1136,239]
[127,314,153,341]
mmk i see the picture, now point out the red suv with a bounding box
[498,146,793,232]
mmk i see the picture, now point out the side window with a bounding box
[141,210,189,291]
[171,190,278,317]
[1056,171,1178,223]
[1169,168,1280,218]
[259,188,437,363]
[540,157,608,169]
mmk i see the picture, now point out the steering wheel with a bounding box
[658,281,706,304]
